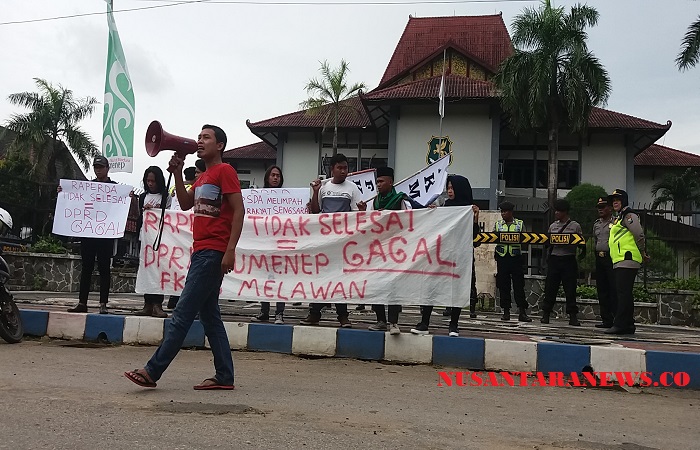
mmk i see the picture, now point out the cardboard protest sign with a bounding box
[242,188,310,215]
[53,180,133,238]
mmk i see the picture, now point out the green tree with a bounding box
[565,183,608,234]
[645,230,678,280]
[650,168,700,219]
[300,60,366,156]
[677,16,700,70]
[3,78,98,182]
[493,0,611,215]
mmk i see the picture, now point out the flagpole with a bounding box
[438,48,446,147]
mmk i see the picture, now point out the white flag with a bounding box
[438,74,445,119]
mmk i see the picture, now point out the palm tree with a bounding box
[493,0,611,213]
[300,60,366,156]
[4,78,98,181]
[677,16,700,70]
[651,168,700,219]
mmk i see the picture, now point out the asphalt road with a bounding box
[0,339,698,450]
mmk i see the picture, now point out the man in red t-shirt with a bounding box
[125,124,244,390]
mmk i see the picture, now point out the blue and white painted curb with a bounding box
[19,309,700,389]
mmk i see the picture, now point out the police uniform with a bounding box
[494,201,531,322]
[592,197,617,327]
[605,189,646,335]
[542,199,585,325]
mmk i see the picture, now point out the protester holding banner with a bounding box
[411,175,477,337]
[125,124,243,390]
[134,166,172,318]
[301,153,361,328]
[356,166,411,334]
[251,165,287,324]
[63,155,117,315]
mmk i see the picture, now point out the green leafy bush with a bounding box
[656,277,700,292]
[31,235,67,254]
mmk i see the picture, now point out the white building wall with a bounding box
[395,104,493,188]
[580,134,627,192]
[233,160,268,189]
[282,133,320,188]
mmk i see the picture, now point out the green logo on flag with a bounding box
[102,1,135,173]
[427,136,453,165]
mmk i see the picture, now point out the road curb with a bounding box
[18,309,700,388]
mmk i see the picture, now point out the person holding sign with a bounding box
[357,166,411,335]
[251,165,288,325]
[64,155,116,315]
[301,153,361,328]
[134,166,172,318]
[411,175,478,337]
[125,124,244,390]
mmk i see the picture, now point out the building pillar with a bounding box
[488,105,500,209]
[388,106,399,170]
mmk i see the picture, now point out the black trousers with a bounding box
[144,294,164,305]
[595,254,617,324]
[543,255,578,315]
[422,305,461,328]
[496,255,527,309]
[78,238,113,304]
[309,303,348,318]
[261,301,286,316]
[613,267,638,330]
[372,304,401,324]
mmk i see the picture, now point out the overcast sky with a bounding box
[1,0,699,188]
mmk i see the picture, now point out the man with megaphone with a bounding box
[125,124,245,390]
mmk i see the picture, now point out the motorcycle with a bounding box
[0,207,23,344]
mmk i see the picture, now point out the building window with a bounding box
[502,159,579,189]
[240,180,251,189]
[321,157,388,176]
[237,169,251,174]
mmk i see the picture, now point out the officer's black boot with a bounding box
[518,307,532,322]
[540,311,550,324]
[469,303,476,318]
[568,315,581,326]
[501,308,510,321]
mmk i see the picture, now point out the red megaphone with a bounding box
[145,121,197,157]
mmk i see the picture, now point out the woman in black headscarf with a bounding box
[410,175,481,337]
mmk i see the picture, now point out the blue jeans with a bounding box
[145,249,234,385]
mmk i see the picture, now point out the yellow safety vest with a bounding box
[495,219,523,257]
[609,215,642,264]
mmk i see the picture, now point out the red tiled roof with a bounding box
[634,144,700,167]
[223,141,276,160]
[379,14,513,88]
[363,75,495,101]
[588,107,671,131]
[247,96,371,130]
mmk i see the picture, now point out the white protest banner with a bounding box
[242,188,310,215]
[53,179,133,238]
[395,153,450,206]
[135,207,473,307]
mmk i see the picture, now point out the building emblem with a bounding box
[427,136,453,165]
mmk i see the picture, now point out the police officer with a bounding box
[541,199,585,325]
[495,201,531,322]
[605,189,649,335]
[592,197,617,328]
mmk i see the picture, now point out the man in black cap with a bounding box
[62,155,117,314]
[605,189,649,335]
[541,199,585,325]
[494,201,531,322]
[357,166,410,335]
[592,197,616,328]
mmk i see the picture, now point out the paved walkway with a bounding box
[14,291,700,354]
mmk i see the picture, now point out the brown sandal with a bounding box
[124,369,157,388]
[193,377,234,390]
